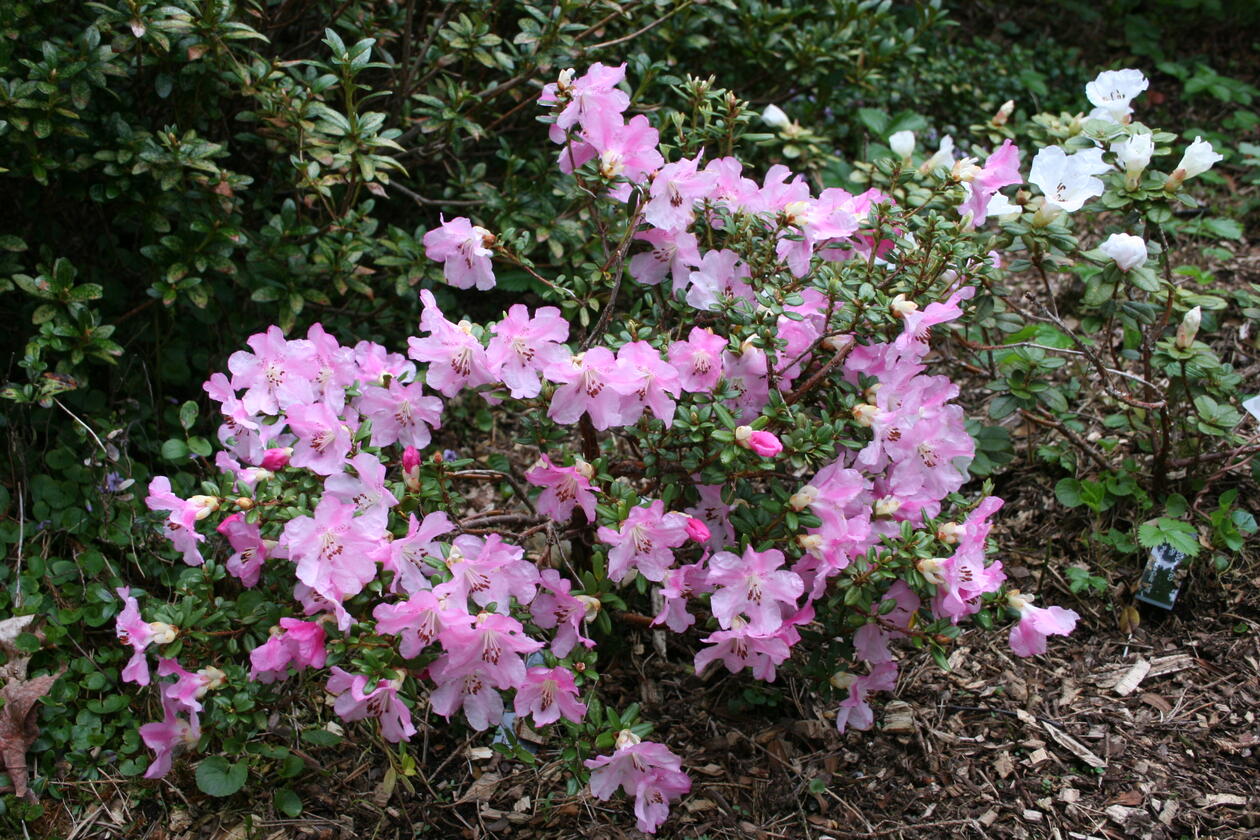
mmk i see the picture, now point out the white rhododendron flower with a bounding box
[1029,146,1111,213]
[919,134,955,172]
[1098,233,1147,271]
[1175,136,1223,179]
[889,130,915,159]
[761,104,790,129]
[1086,68,1148,123]
[1112,133,1154,175]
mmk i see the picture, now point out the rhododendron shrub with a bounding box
[116,65,1082,833]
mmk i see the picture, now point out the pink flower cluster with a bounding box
[117,64,1081,836]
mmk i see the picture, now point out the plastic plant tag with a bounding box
[1243,394,1260,423]
[1135,543,1189,609]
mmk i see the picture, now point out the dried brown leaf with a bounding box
[0,668,64,800]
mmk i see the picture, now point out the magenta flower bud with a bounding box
[402,446,422,492]
[260,447,291,471]
[735,426,783,457]
[684,516,711,543]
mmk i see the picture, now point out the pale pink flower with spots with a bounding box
[285,402,352,476]
[355,379,443,449]
[530,568,598,658]
[216,513,267,587]
[597,500,690,582]
[1008,592,1079,657]
[422,216,497,290]
[227,326,317,417]
[139,697,200,779]
[705,546,803,633]
[629,228,702,289]
[526,454,597,522]
[643,154,716,231]
[248,617,328,683]
[486,304,570,399]
[545,347,638,430]
[514,666,587,726]
[408,290,495,397]
[326,667,416,743]
[667,327,727,393]
[616,340,682,428]
[586,735,690,835]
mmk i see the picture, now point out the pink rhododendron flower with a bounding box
[355,379,443,449]
[1007,592,1079,657]
[834,661,898,733]
[144,476,209,566]
[326,667,416,743]
[530,569,598,658]
[629,228,702,289]
[436,533,540,612]
[693,616,793,681]
[422,215,497,290]
[154,658,223,716]
[352,340,416,384]
[723,342,770,420]
[249,618,328,683]
[375,590,471,658]
[684,248,754,312]
[667,327,727,393]
[586,734,691,835]
[486,304,570,399]
[957,139,1022,228]
[115,587,174,686]
[379,511,454,595]
[281,497,383,604]
[597,500,690,582]
[139,697,200,779]
[566,111,663,201]
[706,546,803,633]
[304,323,358,413]
[428,660,503,731]
[546,347,637,430]
[227,326,317,417]
[408,290,495,397]
[616,341,682,427]
[920,496,1007,621]
[526,454,597,522]
[652,559,712,633]
[216,513,267,587]
[514,666,587,726]
[438,612,544,690]
[285,401,353,476]
[540,63,630,139]
[324,451,400,529]
[643,154,716,231]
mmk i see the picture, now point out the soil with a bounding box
[44,525,1260,840]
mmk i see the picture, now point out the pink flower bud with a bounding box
[402,446,421,492]
[734,427,783,458]
[684,517,711,543]
[260,447,291,471]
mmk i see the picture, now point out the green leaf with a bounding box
[161,438,189,461]
[179,401,198,431]
[195,757,247,797]
[1054,478,1083,508]
[274,788,302,817]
